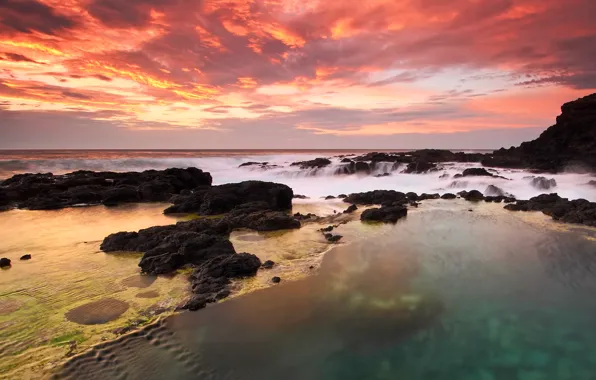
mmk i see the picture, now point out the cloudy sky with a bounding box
[0,0,595,149]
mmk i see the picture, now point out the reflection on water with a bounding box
[58,203,596,380]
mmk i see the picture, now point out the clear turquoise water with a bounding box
[58,205,596,380]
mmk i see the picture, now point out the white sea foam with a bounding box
[1,152,595,201]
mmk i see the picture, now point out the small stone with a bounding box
[261,260,275,269]
[272,276,281,283]
[0,258,11,268]
[20,254,32,260]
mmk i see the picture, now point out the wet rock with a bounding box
[375,173,391,177]
[405,192,419,201]
[462,168,494,177]
[190,253,261,300]
[324,233,343,243]
[164,181,293,215]
[272,276,281,283]
[439,173,450,179]
[361,205,407,223]
[448,180,469,189]
[320,226,334,232]
[293,194,309,199]
[344,190,407,205]
[404,161,437,174]
[261,260,275,269]
[180,295,208,311]
[224,209,300,231]
[19,254,32,260]
[441,193,457,199]
[343,204,358,214]
[290,158,331,169]
[418,193,440,201]
[0,258,11,268]
[324,195,336,200]
[530,177,557,190]
[485,185,506,196]
[504,193,596,227]
[340,158,353,163]
[239,161,267,167]
[464,190,484,202]
[337,194,347,199]
[293,212,319,221]
[1,168,212,211]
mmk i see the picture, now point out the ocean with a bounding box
[1,150,595,201]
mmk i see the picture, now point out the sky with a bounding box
[0,0,595,149]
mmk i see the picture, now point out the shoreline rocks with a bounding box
[504,193,596,227]
[0,168,212,211]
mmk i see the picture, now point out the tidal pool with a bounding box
[57,202,596,380]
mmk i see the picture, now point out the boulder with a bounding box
[0,257,10,268]
[290,158,331,169]
[272,276,281,283]
[361,205,407,223]
[344,190,407,205]
[462,168,494,177]
[164,181,293,215]
[485,185,506,196]
[441,193,457,199]
[261,260,275,269]
[343,204,358,213]
[530,177,557,190]
[464,190,484,202]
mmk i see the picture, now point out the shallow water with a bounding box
[58,202,596,380]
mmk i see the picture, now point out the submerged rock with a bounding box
[461,168,494,177]
[485,185,506,196]
[290,158,331,169]
[65,298,129,325]
[361,205,407,223]
[403,161,437,174]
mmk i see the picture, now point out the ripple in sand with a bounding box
[65,298,129,325]
[121,274,157,288]
[136,291,160,299]
[0,299,22,315]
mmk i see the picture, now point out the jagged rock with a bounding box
[224,209,301,232]
[504,193,596,227]
[462,168,494,177]
[344,190,407,205]
[361,205,407,223]
[403,161,437,174]
[343,204,358,213]
[531,177,557,190]
[0,258,11,268]
[489,93,596,172]
[290,158,331,169]
[1,168,212,211]
[164,181,293,215]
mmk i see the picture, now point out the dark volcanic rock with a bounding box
[20,254,32,260]
[504,193,596,227]
[361,205,407,223]
[189,253,261,300]
[164,181,293,215]
[530,177,557,190]
[441,193,457,199]
[224,208,301,232]
[324,233,343,243]
[272,276,281,283]
[485,185,506,197]
[293,194,309,199]
[290,158,332,169]
[488,93,596,172]
[344,190,407,205]
[403,161,438,174]
[261,260,275,269]
[464,190,484,202]
[0,258,11,268]
[462,168,494,177]
[418,193,440,201]
[1,168,212,211]
[343,204,358,213]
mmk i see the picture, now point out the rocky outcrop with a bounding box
[361,205,407,223]
[504,193,596,227]
[487,93,596,172]
[461,168,494,177]
[403,161,438,174]
[290,158,331,169]
[343,190,408,205]
[0,168,212,211]
[164,181,293,215]
[530,177,557,190]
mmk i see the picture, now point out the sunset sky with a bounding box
[1,0,595,149]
